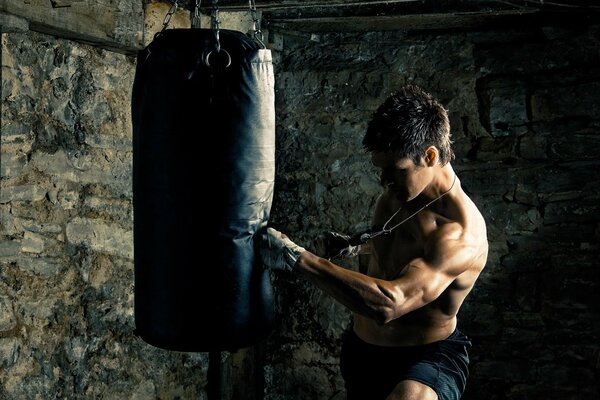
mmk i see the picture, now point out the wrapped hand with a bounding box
[318,231,362,260]
[259,227,306,271]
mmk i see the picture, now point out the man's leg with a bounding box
[385,380,438,400]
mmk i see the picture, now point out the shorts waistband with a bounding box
[346,328,470,350]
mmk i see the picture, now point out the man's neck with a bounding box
[409,164,456,212]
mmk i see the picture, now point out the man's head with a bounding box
[362,85,453,166]
[363,86,454,202]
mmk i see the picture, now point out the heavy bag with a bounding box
[131,29,275,352]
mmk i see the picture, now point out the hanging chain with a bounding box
[249,0,265,47]
[211,0,222,53]
[327,174,458,261]
[161,0,179,32]
[376,174,457,237]
[203,0,231,68]
[191,0,202,28]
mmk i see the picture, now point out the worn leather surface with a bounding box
[132,29,275,351]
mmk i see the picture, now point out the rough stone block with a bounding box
[519,135,548,160]
[0,338,19,368]
[82,196,132,223]
[531,81,600,121]
[478,78,528,137]
[544,201,600,225]
[515,273,541,311]
[0,142,30,177]
[536,165,598,194]
[66,217,133,259]
[513,184,540,206]
[502,312,545,328]
[459,303,503,336]
[17,257,61,277]
[475,136,517,161]
[537,364,596,387]
[475,28,600,75]
[29,149,132,197]
[0,296,16,331]
[501,327,540,345]
[21,231,45,254]
[547,134,600,161]
[18,297,58,326]
[0,185,47,204]
[83,134,132,151]
[0,240,21,257]
[502,251,550,274]
[310,288,351,340]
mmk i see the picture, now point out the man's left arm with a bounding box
[374,223,478,321]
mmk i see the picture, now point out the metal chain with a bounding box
[377,174,457,236]
[249,0,265,47]
[327,174,457,261]
[191,0,202,28]
[211,0,221,53]
[161,0,179,32]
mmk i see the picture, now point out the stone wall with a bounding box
[1,10,598,400]
[265,24,600,399]
[0,31,209,399]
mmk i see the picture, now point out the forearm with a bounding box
[293,251,399,324]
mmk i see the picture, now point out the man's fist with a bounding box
[259,227,306,271]
[316,231,362,260]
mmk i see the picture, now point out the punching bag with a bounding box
[131,28,275,352]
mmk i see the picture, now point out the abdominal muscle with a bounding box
[353,242,479,346]
[353,294,459,347]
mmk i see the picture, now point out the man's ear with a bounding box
[424,146,439,167]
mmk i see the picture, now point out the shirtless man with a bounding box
[261,85,488,400]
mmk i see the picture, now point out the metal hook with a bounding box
[204,49,232,68]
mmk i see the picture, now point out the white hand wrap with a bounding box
[260,227,306,271]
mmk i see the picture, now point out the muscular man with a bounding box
[261,85,488,400]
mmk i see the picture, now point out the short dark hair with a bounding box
[362,85,454,165]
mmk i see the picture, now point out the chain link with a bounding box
[248,0,265,47]
[161,0,179,32]
[191,0,202,28]
[211,0,222,53]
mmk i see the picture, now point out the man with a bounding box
[261,85,488,400]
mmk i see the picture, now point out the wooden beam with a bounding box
[264,8,599,33]
[265,9,539,33]
[0,11,28,32]
[186,0,422,10]
[0,0,144,54]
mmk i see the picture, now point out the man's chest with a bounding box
[369,208,441,280]
[369,228,422,280]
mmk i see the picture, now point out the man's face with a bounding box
[371,151,432,203]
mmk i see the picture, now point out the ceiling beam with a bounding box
[0,0,144,53]
[177,0,600,33]
[264,8,599,33]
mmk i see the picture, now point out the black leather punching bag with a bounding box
[131,29,275,352]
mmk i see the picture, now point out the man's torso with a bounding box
[354,181,488,346]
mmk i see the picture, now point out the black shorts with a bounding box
[340,328,471,400]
